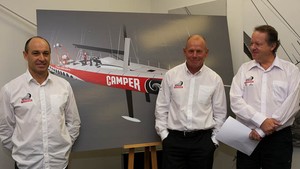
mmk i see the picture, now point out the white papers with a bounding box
[216,116,259,156]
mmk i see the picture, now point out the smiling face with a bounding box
[250,31,276,64]
[183,35,208,74]
[23,37,51,81]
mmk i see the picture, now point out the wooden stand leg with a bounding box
[128,148,135,169]
[123,142,161,169]
[144,147,150,169]
[150,146,158,169]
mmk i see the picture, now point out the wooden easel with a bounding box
[123,142,161,169]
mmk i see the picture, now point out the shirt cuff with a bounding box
[251,112,266,128]
[160,129,169,141]
[211,135,219,145]
[255,128,266,138]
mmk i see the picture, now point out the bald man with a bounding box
[155,35,227,169]
[0,36,81,169]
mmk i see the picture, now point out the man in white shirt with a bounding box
[230,25,300,169]
[0,36,81,169]
[155,35,227,169]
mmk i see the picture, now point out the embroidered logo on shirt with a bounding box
[244,76,254,86]
[174,81,183,88]
[21,93,32,103]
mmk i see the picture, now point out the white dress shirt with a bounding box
[0,70,81,169]
[155,62,227,144]
[230,56,300,137]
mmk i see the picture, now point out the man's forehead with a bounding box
[251,37,267,44]
[28,40,50,51]
[30,49,50,52]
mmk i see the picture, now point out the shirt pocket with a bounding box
[272,81,288,103]
[14,97,35,117]
[198,85,214,105]
[50,94,67,114]
[171,85,185,106]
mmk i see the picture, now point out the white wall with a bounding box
[0,1,151,168]
[1,0,300,168]
[0,3,35,168]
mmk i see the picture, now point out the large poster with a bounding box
[243,0,300,146]
[37,10,233,151]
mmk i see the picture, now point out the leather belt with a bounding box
[168,129,211,137]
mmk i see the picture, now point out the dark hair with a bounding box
[24,36,51,53]
[254,25,280,53]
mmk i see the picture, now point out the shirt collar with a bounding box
[248,56,283,71]
[25,69,52,85]
[184,61,205,75]
[272,56,284,70]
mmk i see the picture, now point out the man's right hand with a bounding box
[260,118,281,135]
[249,129,262,141]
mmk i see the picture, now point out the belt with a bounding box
[168,129,211,137]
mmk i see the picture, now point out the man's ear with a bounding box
[23,51,28,61]
[270,43,276,52]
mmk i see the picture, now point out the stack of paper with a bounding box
[216,116,260,156]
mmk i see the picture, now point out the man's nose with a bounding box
[38,54,46,60]
[192,51,198,56]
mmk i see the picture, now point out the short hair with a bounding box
[24,36,51,53]
[185,34,208,50]
[254,25,280,53]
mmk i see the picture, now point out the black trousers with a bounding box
[15,162,68,169]
[237,126,293,169]
[162,129,216,169]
